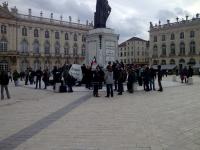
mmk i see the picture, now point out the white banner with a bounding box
[69,64,83,81]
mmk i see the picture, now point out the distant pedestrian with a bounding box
[13,70,20,86]
[35,67,43,89]
[92,66,101,97]
[0,70,10,100]
[105,66,114,97]
[157,65,163,92]
[42,69,49,89]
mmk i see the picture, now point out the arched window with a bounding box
[180,32,184,39]
[81,44,86,56]
[34,59,41,71]
[73,43,78,56]
[55,41,60,54]
[44,41,50,54]
[65,33,69,40]
[82,35,86,42]
[0,37,8,52]
[34,29,39,37]
[33,40,40,54]
[170,43,175,55]
[161,60,166,65]
[188,58,196,65]
[74,33,77,41]
[190,31,195,38]
[44,60,51,70]
[153,60,158,65]
[22,27,27,36]
[64,43,69,55]
[179,59,186,64]
[162,44,166,56]
[45,31,49,38]
[170,59,175,65]
[190,41,196,54]
[20,59,29,72]
[153,45,158,57]
[180,42,185,55]
[1,25,6,34]
[55,60,61,68]
[55,32,59,39]
[171,33,175,40]
[20,39,28,53]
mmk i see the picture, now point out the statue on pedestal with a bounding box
[94,0,111,28]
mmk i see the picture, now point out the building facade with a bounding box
[149,14,200,69]
[118,37,149,65]
[0,2,93,72]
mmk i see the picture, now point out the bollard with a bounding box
[172,75,176,82]
[188,77,193,85]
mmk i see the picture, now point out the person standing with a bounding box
[13,70,20,86]
[149,67,156,91]
[0,70,10,100]
[105,66,114,97]
[92,66,101,97]
[35,67,43,89]
[118,66,126,95]
[42,69,49,89]
[127,68,136,93]
[157,65,163,92]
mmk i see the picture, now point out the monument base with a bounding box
[86,28,119,67]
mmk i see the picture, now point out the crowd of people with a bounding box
[0,60,195,100]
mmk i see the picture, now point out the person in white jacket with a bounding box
[104,66,114,98]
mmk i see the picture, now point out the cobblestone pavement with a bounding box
[0,76,200,150]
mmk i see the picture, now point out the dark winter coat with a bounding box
[0,71,9,85]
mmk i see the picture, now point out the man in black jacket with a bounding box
[35,68,43,89]
[0,70,10,100]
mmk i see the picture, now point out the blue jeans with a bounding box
[150,79,155,90]
[106,84,113,97]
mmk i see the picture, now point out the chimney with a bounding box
[159,20,161,26]
[28,9,32,16]
[86,20,89,26]
[60,15,63,21]
[51,13,53,19]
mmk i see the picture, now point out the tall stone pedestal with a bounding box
[86,28,119,67]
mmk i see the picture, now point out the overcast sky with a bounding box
[2,0,200,43]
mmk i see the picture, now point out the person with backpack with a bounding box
[0,70,10,100]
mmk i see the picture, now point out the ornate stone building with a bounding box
[0,2,93,72]
[118,37,149,65]
[149,14,200,69]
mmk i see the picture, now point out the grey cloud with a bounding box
[108,16,148,43]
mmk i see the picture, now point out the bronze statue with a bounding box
[94,0,111,28]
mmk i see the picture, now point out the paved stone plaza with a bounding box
[0,76,200,150]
